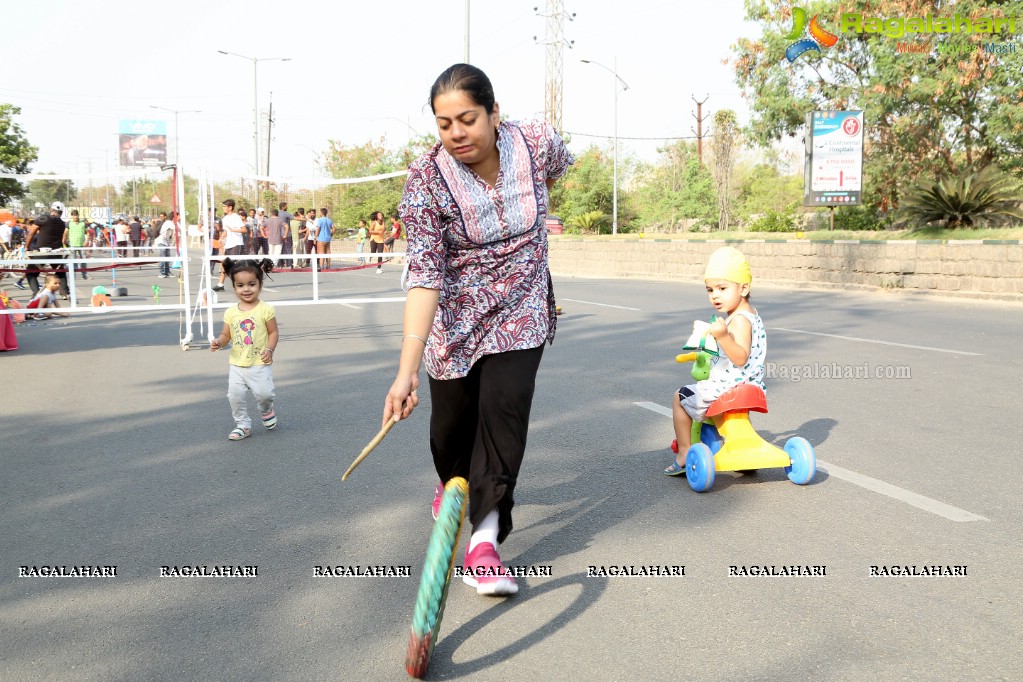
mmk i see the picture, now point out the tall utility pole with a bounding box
[535,2,575,135]
[265,93,274,178]
[217,51,290,205]
[581,58,628,236]
[464,0,470,62]
[692,94,710,167]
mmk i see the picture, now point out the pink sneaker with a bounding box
[431,482,444,520]
[462,542,518,596]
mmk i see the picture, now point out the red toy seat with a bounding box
[706,384,768,417]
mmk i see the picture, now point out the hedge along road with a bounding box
[1,270,1019,680]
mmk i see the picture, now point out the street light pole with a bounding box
[464,0,470,63]
[217,51,290,206]
[613,56,619,236]
[253,58,258,190]
[581,58,629,235]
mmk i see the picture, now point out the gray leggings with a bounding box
[228,364,275,429]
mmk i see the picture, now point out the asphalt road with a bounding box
[1,259,1020,681]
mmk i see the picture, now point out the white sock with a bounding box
[468,510,499,553]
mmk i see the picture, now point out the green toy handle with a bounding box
[675,350,712,444]
[676,349,712,382]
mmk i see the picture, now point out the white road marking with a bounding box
[633,401,989,523]
[815,462,989,522]
[560,298,641,311]
[772,328,982,356]
[634,401,673,418]
[266,297,405,309]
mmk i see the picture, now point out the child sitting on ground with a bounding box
[665,246,766,476]
[25,274,71,319]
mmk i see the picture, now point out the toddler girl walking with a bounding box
[210,258,279,441]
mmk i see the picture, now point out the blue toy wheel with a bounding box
[700,422,724,454]
[784,437,816,485]
[685,443,715,492]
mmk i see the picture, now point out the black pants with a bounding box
[370,240,385,264]
[26,262,69,296]
[428,344,545,544]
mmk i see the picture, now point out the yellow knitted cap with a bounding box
[704,246,752,284]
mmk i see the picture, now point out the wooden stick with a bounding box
[342,417,398,481]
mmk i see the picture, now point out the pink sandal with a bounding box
[228,427,251,441]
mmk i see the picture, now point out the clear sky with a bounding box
[2,0,759,185]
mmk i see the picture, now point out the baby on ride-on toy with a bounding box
[665,246,764,477]
[664,247,816,491]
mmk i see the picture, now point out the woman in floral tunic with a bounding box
[384,64,574,596]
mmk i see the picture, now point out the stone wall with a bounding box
[546,238,1023,301]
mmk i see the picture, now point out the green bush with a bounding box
[834,205,894,231]
[566,210,608,234]
[748,208,796,232]
[734,164,803,224]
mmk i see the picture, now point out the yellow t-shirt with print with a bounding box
[224,301,276,367]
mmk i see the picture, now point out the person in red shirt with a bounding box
[384,213,403,255]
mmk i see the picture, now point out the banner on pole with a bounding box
[119,120,168,168]
[804,111,864,206]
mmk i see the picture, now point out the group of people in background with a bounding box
[354,211,402,273]
[1,198,408,305]
[1,211,176,261]
[1,204,181,293]
[208,203,403,287]
[212,201,332,289]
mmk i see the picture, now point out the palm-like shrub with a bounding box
[566,210,608,234]
[896,166,1023,229]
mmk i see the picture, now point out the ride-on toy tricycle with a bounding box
[671,323,816,492]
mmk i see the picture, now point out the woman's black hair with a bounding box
[429,63,495,114]
[222,257,274,284]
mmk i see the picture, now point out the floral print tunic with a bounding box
[399,120,575,380]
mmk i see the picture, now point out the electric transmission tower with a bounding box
[534,2,575,134]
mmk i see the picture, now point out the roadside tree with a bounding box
[729,0,1023,212]
[0,104,38,206]
[710,109,742,230]
[24,176,77,211]
[630,141,717,231]
[549,145,615,226]
[322,134,436,231]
